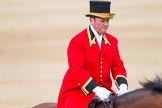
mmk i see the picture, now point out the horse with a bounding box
[32,75,162,108]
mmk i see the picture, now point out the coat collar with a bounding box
[87,26,111,47]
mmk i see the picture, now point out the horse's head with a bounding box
[88,93,115,108]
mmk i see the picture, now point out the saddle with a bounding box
[88,93,114,108]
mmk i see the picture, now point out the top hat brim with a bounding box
[85,12,115,19]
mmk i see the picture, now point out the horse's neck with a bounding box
[114,89,162,108]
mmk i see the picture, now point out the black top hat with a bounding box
[85,0,115,19]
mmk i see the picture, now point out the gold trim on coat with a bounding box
[87,27,111,47]
[81,77,92,95]
[115,75,127,80]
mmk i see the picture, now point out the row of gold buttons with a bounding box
[100,58,103,82]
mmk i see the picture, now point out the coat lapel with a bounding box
[87,27,100,54]
[87,27,111,56]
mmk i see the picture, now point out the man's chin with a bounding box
[102,30,107,33]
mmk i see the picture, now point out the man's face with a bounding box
[90,17,109,35]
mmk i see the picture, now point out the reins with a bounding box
[102,101,109,108]
[102,93,114,108]
[88,93,114,108]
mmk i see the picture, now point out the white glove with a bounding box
[117,84,127,96]
[92,86,111,101]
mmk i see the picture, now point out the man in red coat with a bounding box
[57,1,128,108]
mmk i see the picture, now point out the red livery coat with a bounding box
[57,27,127,108]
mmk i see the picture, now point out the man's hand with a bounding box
[92,86,111,100]
[117,84,127,96]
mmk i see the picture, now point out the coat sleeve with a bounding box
[111,39,128,87]
[67,37,97,95]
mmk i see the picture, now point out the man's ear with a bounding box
[90,17,94,24]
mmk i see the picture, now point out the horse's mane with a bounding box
[139,74,162,94]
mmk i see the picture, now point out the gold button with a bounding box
[100,66,102,69]
[100,61,102,64]
[78,83,80,86]
[100,70,102,73]
[100,75,102,77]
